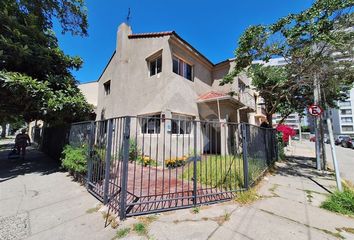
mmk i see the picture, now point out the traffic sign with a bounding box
[308,104,323,116]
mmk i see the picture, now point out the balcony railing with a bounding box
[238,91,256,110]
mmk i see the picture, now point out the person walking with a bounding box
[15,129,31,158]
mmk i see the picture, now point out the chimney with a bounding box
[116,22,132,59]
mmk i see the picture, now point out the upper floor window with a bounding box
[140,114,161,134]
[341,117,353,123]
[339,101,351,107]
[149,56,162,76]
[104,81,111,95]
[238,81,246,92]
[173,56,193,81]
[342,125,354,132]
[341,109,352,115]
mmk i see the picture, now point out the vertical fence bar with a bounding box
[86,121,95,189]
[193,121,197,206]
[241,123,249,189]
[274,129,279,162]
[103,119,113,204]
[119,116,131,220]
[264,129,270,166]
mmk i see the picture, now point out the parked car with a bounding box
[335,135,349,145]
[341,137,354,148]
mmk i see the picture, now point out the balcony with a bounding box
[238,90,256,110]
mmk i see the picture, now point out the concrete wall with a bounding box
[78,82,98,107]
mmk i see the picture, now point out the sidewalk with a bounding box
[116,158,354,240]
[0,140,116,240]
[2,139,354,240]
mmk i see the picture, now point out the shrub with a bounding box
[321,186,354,216]
[137,155,157,167]
[165,156,188,168]
[129,139,139,161]
[61,144,88,174]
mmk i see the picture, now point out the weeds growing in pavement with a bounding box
[321,182,354,216]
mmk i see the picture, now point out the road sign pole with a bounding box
[326,118,343,192]
[308,103,323,171]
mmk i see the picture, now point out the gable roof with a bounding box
[128,31,174,39]
[128,31,214,67]
[97,30,234,82]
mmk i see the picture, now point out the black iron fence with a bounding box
[68,116,277,219]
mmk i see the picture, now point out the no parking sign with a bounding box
[308,104,323,116]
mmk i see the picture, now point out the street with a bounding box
[289,140,354,183]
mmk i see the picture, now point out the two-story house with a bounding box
[96,23,264,161]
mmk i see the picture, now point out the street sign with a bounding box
[308,104,323,116]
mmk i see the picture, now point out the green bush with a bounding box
[61,144,88,174]
[321,187,354,216]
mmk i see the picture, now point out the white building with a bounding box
[272,113,302,131]
[328,88,354,136]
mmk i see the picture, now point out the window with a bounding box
[339,101,351,107]
[342,125,354,132]
[149,56,162,76]
[238,81,246,92]
[140,114,161,134]
[172,56,193,81]
[341,109,352,115]
[104,81,111,95]
[171,114,193,134]
[341,117,353,123]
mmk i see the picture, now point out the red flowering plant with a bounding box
[276,124,296,143]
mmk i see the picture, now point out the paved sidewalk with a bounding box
[117,159,354,240]
[0,141,116,240]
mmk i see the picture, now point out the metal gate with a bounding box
[69,116,278,219]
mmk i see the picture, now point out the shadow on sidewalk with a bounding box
[0,142,60,183]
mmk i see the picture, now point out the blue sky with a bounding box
[54,0,313,83]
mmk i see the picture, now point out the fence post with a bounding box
[86,121,95,189]
[241,123,249,189]
[103,119,113,204]
[119,117,131,220]
[274,130,279,162]
[264,129,270,166]
[193,121,197,206]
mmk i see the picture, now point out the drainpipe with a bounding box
[217,98,221,121]
[237,106,248,123]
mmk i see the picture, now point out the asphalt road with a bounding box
[304,141,354,183]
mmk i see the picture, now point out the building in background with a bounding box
[272,113,302,131]
[327,88,354,136]
[78,81,98,109]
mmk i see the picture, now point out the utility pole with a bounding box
[314,74,321,170]
[326,118,343,191]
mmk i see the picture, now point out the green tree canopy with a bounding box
[222,0,354,122]
[0,0,93,125]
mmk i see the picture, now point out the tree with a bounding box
[221,0,354,123]
[0,71,93,125]
[0,0,93,125]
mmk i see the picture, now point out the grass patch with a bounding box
[86,204,102,214]
[235,189,259,205]
[116,228,130,239]
[321,184,354,216]
[191,207,200,214]
[181,155,265,190]
[212,211,232,225]
[133,223,147,235]
[304,190,314,203]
